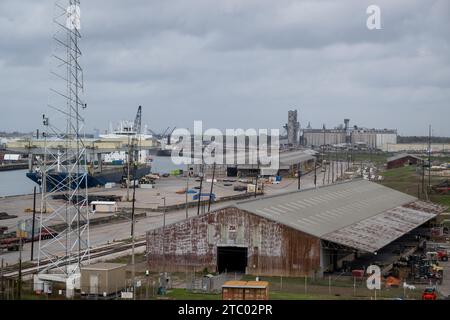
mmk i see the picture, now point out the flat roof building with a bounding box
[302,119,397,151]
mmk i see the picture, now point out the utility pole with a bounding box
[327,152,331,184]
[18,235,22,300]
[351,147,354,165]
[31,186,37,261]
[126,134,131,201]
[163,196,167,227]
[131,161,137,298]
[197,166,204,216]
[41,128,48,214]
[347,149,350,170]
[207,162,216,212]
[185,170,189,219]
[421,159,425,198]
[335,148,339,179]
[331,153,335,183]
[1,259,4,300]
[314,159,317,187]
[254,161,260,198]
[428,125,432,190]
[162,196,166,268]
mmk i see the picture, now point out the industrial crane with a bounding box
[133,105,142,136]
[131,105,142,164]
[123,106,143,193]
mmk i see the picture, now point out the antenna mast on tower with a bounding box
[37,0,90,280]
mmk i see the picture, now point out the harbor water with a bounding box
[0,156,184,197]
[0,169,36,197]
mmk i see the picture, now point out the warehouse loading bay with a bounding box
[142,180,449,300]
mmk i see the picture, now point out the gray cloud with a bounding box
[0,0,449,136]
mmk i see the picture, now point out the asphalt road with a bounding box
[0,162,349,266]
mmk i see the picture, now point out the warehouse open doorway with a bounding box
[217,246,248,273]
[227,167,238,177]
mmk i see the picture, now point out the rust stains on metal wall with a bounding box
[146,207,321,276]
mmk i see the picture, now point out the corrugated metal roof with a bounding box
[222,281,248,288]
[321,201,441,252]
[236,180,445,252]
[236,180,416,237]
[387,153,423,162]
[279,150,316,166]
[231,149,316,169]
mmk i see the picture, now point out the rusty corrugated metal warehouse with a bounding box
[146,180,445,277]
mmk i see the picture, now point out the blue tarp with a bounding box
[193,193,216,201]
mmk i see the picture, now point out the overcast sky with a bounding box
[0,0,449,136]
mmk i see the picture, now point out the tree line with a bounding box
[398,136,450,144]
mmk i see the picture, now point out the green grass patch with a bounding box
[162,288,220,300]
[329,152,390,167]
[241,275,357,288]
[379,165,449,209]
[269,291,345,300]
[430,195,450,207]
[351,153,389,166]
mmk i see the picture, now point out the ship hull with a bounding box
[147,148,172,157]
[26,166,151,191]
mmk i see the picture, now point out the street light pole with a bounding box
[314,159,317,187]
[197,168,203,216]
[162,197,166,271]
[31,186,37,261]
[207,162,216,212]
[163,197,166,229]
[254,161,260,198]
[185,173,189,219]
[18,230,22,300]
[428,125,432,189]
[127,134,131,201]
[131,161,137,298]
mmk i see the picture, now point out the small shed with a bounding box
[81,263,127,296]
[387,153,422,169]
[222,281,269,300]
[222,281,247,300]
[91,201,118,213]
[244,281,269,300]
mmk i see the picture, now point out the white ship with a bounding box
[99,120,155,164]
